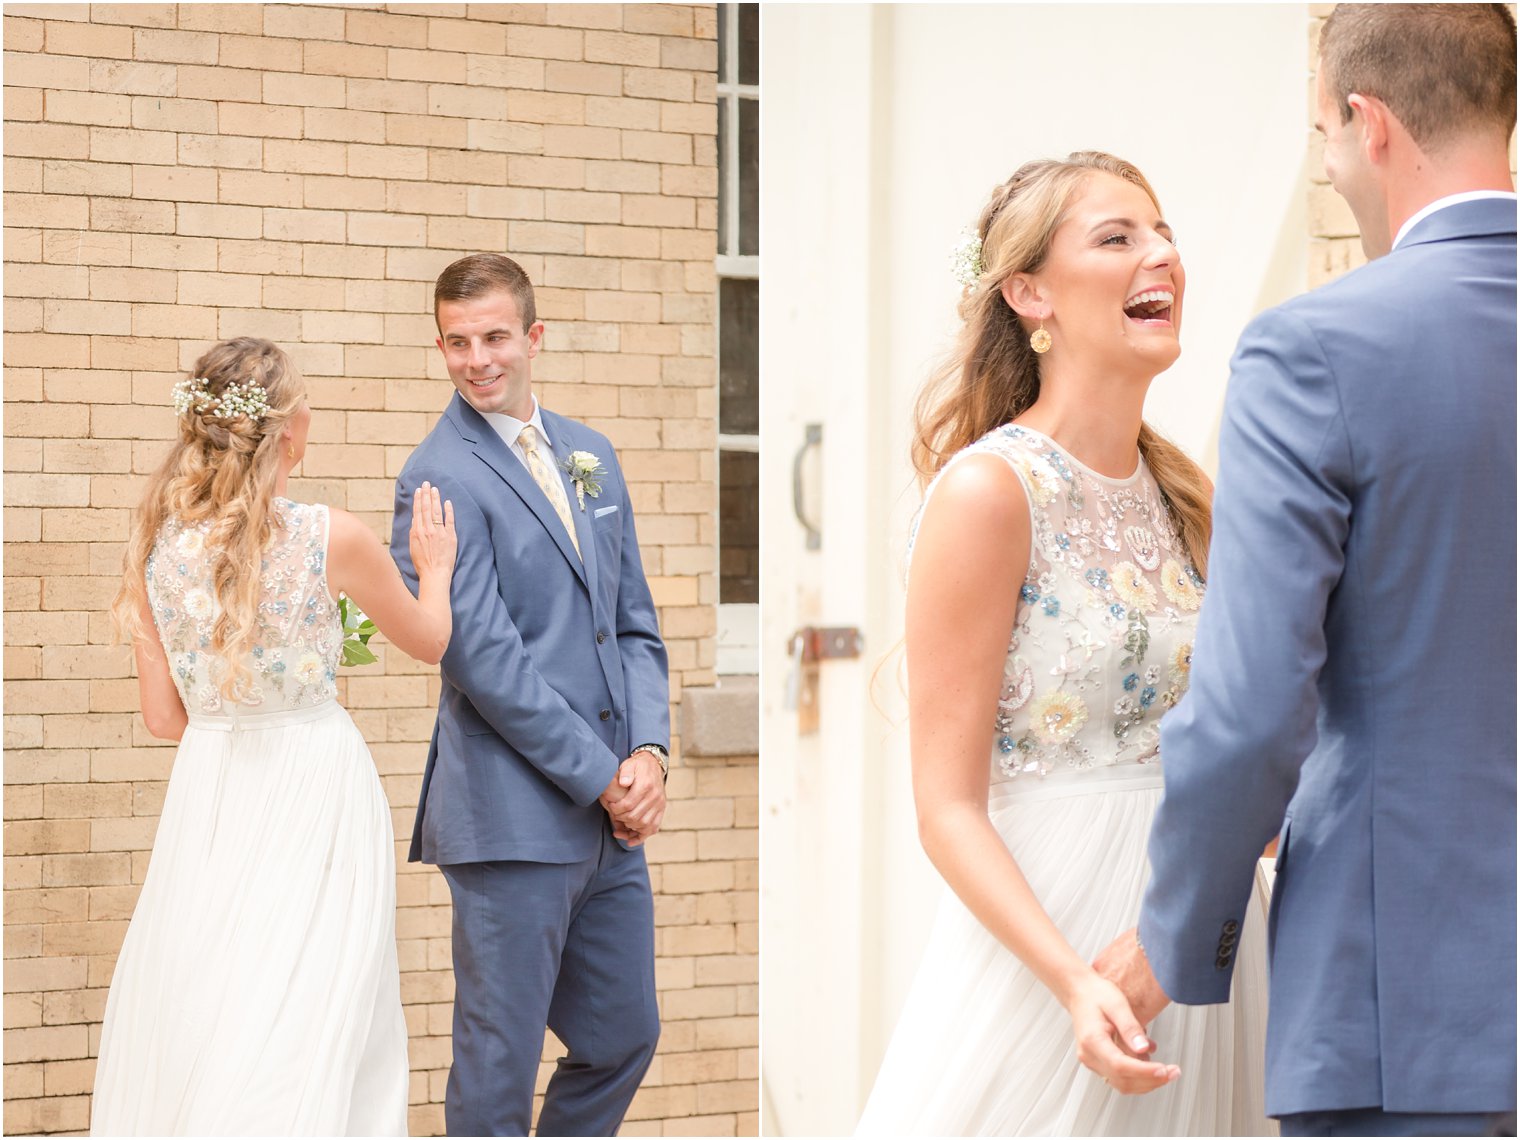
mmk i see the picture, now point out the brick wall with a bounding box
[2,4,757,1135]
[1306,5,1366,288]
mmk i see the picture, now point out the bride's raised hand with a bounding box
[327,482,455,665]
[1066,971,1179,1095]
[409,481,457,584]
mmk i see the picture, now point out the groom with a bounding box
[391,253,669,1136]
[1096,5,1517,1136]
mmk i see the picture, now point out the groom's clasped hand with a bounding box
[600,749,667,846]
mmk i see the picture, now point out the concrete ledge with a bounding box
[679,674,759,758]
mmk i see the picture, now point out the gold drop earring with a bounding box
[1030,316,1052,355]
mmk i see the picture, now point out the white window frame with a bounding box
[716,2,760,676]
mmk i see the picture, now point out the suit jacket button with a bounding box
[597,631,607,644]
[1215,955,1232,970]
[599,709,611,721]
[1222,920,1240,935]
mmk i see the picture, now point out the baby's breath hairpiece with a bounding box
[950,230,985,290]
[172,377,270,421]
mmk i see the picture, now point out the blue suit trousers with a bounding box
[440,829,659,1136]
[1279,1108,1517,1137]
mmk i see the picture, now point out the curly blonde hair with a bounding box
[111,337,307,702]
[911,151,1213,577]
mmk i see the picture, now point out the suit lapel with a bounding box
[447,395,589,591]
[541,408,602,595]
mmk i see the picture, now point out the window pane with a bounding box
[739,3,758,85]
[719,278,758,435]
[718,3,728,81]
[717,98,730,256]
[720,450,759,604]
[739,98,758,256]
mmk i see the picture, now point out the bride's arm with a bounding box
[907,454,1178,1096]
[132,592,187,741]
[327,484,457,665]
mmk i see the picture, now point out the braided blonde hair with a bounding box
[112,337,307,702]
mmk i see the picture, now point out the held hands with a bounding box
[1093,927,1172,1029]
[1064,927,1176,1094]
[409,482,458,582]
[598,750,667,847]
[1063,968,1178,1095]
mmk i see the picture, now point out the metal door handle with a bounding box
[792,423,822,550]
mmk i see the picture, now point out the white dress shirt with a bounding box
[480,394,556,472]
[1392,189,1517,251]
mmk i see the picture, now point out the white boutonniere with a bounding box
[560,450,606,511]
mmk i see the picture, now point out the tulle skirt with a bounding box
[857,765,1274,1137]
[90,702,409,1136]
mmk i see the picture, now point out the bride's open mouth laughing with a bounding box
[1123,288,1174,327]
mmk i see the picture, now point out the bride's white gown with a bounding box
[858,426,1272,1137]
[91,500,409,1136]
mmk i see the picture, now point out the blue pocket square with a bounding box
[593,504,620,518]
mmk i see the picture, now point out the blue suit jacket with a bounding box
[391,394,669,865]
[1139,198,1517,1116]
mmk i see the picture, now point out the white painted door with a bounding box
[759,8,935,1135]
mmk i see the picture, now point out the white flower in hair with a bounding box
[950,230,985,289]
[172,377,271,421]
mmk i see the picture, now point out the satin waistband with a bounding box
[186,700,343,733]
[988,762,1165,809]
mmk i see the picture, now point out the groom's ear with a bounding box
[525,320,545,358]
[1346,92,1391,163]
[1000,273,1045,321]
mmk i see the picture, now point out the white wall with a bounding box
[762,5,1307,1134]
[882,3,1310,468]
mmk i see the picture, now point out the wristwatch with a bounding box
[633,743,670,781]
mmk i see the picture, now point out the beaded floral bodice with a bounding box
[914,425,1204,783]
[146,499,340,717]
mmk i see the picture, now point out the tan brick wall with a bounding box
[1306,5,1366,288]
[2,4,757,1135]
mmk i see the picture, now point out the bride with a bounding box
[856,153,1271,1136]
[94,336,457,1135]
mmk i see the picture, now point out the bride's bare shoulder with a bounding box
[922,451,1030,531]
[911,451,1032,586]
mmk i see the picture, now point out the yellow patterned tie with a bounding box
[518,425,581,560]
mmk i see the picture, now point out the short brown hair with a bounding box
[1320,4,1517,150]
[433,253,537,331]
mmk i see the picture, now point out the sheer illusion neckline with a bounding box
[1007,424,1143,486]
